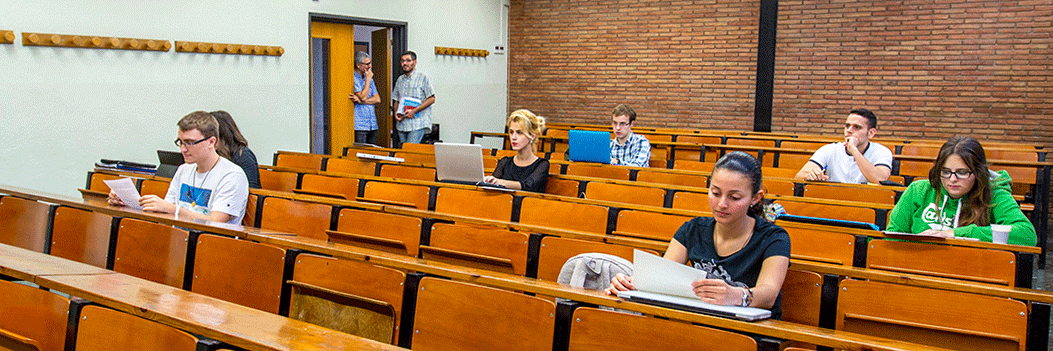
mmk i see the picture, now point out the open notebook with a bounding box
[616,250,771,321]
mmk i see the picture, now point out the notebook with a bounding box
[156,150,185,178]
[433,143,505,189]
[567,130,611,164]
[616,250,771,321]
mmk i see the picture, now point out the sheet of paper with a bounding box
[632,249,707,299]
[103,178,142,210]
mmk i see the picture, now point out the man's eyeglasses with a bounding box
[174,137,210,147]
[940,169,973,179]
[612,121,631,128]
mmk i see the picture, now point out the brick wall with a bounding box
[509,0,1052,146]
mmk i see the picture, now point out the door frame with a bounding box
[308,13,408,152]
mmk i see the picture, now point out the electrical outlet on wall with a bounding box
[494,44,506,54]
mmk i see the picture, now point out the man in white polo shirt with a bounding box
[795,108,893,184]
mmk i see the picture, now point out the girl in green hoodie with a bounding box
[887,136,1036,246]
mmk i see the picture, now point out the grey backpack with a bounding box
[557,253,634,290]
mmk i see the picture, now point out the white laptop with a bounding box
[616,250,771,321]
[433,143,505,189]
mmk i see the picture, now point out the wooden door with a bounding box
[310,21,354,155]
[371,28,393,147]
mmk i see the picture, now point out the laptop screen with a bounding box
[434,143,485,183]
[567,130,611,164]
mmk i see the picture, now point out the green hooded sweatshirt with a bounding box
[886,170,1036,246]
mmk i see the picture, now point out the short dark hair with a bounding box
[612,104,637,123]
[849,108,877,129]
[401,51,417,60]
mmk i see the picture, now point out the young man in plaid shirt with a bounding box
[610,104,651,167]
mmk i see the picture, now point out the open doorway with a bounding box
[309,14,407,154]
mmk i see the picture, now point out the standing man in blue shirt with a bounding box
[391,51,435,147]
[350,51,381,145]
[610,104,651,167]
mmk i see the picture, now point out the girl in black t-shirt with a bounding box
[483,109,549,192]
[607,152,790,318]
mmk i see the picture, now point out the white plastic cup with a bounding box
[991,224,1011,244]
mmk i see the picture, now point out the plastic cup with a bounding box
[990,224,1011,244]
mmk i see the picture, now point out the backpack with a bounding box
[557,253,634,290]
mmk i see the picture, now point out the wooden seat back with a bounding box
[50,206,113,268]
[0,197,52,253]
[867,239,1017,286]
[243,194,258,227]
[88,172,122,193]
[778,201,877,224]
[379,164,436,181]
[260,197,333,240]
[803,183,896,205]
[536,236,646,281]
[290,254,406,344]
[672,160,715,172]
[113,218,189,288]
[258,168,299,192]
[780,269,823,327]
[299,173,360,200]
[139,179,170,198]
[274,153,324,171]
[780,140,826,151]
[191,234,287,314]
[519,197,608,235]
[775,152,813,170]
[411,277,555,351]
[780,225,856,266]
[763,166,800,179]
[670,191,711,213]
[614,210,691,242]
[434,187,514,222]
[362,181,431,210]
[584,182,665,207]
[423,223,529,275]
[568,307,757,351]
[326,157,377,176]
[725,138,777,166]
[635,170,707,188]
[764,179,796,196]
[673,135,721,161]
[400,143,434,153]
[75,305,199,350]
[565,164,630,180]
[544,177,581,197]
[333,208,423,256]
[837,279,1027,351]
[393,152,435,166]
[0,279,70,351]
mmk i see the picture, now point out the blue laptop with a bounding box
[568,130,611,164]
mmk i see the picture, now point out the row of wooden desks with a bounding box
[0,184,957,351]
[0,243,404,351]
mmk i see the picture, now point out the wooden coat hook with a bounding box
[434,46,489,58]
[21,32,170,51]
[175,41,283,56]
[1,30,15,44]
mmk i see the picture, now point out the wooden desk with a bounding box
[0,244,405,351]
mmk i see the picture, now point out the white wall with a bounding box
[0,0,507,196]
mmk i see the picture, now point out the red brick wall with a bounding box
[509,0,1052,146]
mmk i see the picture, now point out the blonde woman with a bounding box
[483,109,549,192]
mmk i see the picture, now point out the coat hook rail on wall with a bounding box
[434,46,489,57]
[175,41,284,56]
[1,30,14,44]
[22,32,170,51]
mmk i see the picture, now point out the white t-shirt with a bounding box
[808,142,893,184]
[164,157,249,224]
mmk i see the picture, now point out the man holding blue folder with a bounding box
[391,51,435,146]
[609,104,651,167]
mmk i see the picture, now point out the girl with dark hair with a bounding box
[887,136,1035,245]
[607,151,790,319]
[210,111,261,189]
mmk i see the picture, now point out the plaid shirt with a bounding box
[391,70,435,132]
[611,133,651,167]
[353,71,379,131]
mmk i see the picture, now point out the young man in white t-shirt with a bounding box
[108,111,249,224]
[795,108,893,184]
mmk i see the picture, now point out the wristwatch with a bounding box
[740,287,753,307]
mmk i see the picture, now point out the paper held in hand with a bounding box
[396,97,422,118]
[632,249,707,299]
[103,178,142,210]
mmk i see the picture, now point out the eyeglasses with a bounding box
[174,137,210,148]
[940,169,973,179]
[612,121,631,128]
